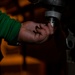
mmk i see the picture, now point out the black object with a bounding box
[0,39,3,61]
[21,43,27,71]
[0,50,3,61]
[70,47,75,62]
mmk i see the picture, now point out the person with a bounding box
[0,11,54,45]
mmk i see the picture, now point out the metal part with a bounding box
[45,11,61,20]
[66,29,75,49]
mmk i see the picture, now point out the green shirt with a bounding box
[0,11,21,45]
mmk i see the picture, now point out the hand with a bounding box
[18,21,53,43]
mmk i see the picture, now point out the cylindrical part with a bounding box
[45,10,61,20]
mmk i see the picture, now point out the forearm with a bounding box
[0,11,21,45]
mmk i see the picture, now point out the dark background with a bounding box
[0,0,75,75]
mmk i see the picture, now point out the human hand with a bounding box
[18,21,53,43]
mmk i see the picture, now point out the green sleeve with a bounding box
[0,11,21,45]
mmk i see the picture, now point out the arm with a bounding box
[0,11,21,45]
[0,11,54,45]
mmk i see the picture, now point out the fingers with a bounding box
[36,23,54,35]
[20,21,54,43]
[34,27,48,42]
[33,23,54,42]
[40,24,50,35]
